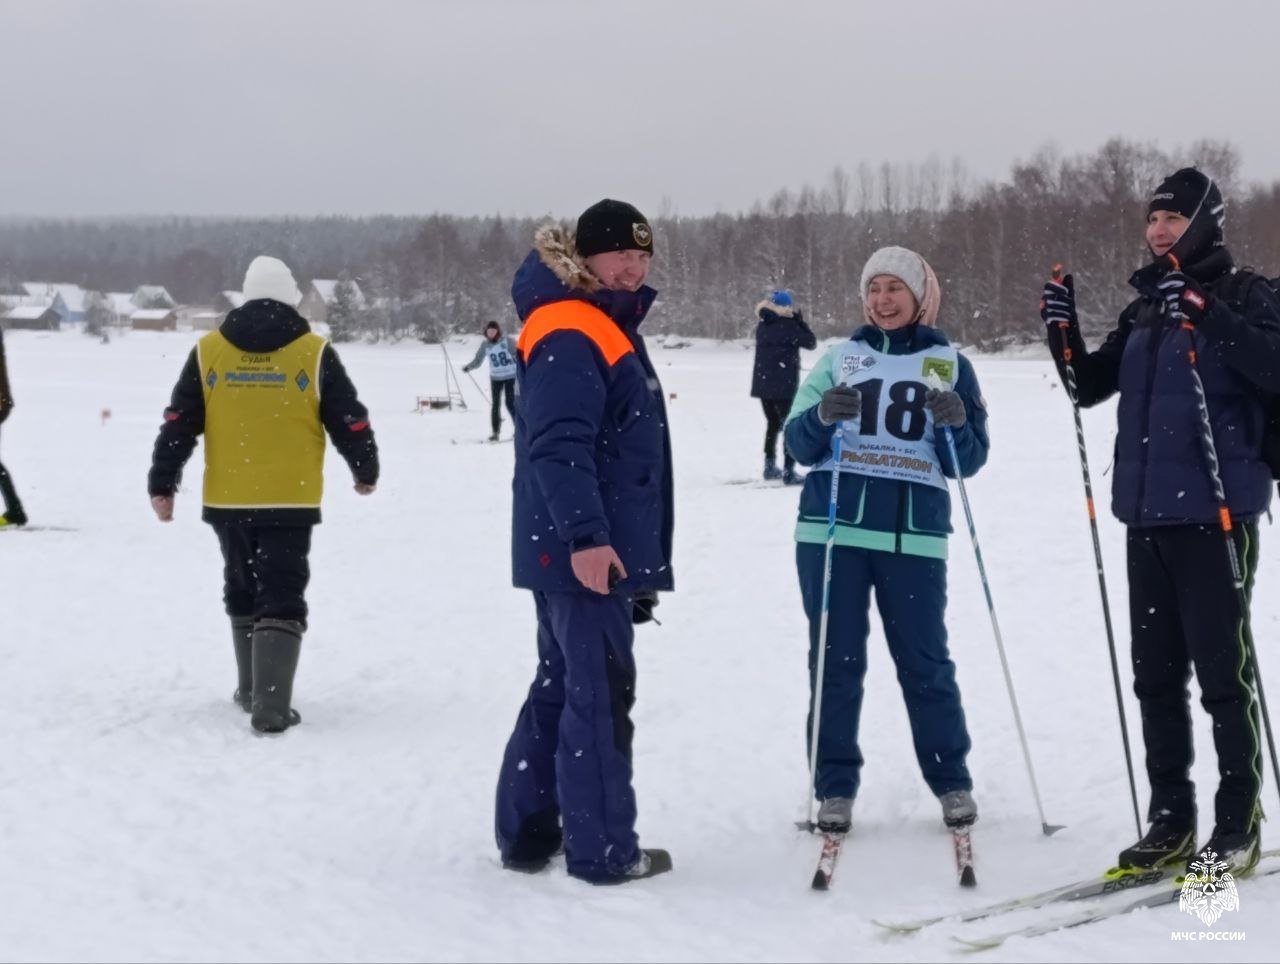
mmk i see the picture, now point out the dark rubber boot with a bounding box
[231,616,254,711]
[250,618,303,734]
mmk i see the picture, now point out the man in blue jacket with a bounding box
[495,199,674,884]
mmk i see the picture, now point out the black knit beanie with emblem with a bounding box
[1148,168,1225,264]
[575,199,654,257]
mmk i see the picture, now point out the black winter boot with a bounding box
[230,616,254,711]
[763,457,783,481]
[1189,826,1261,877]
[1117,817,1196,869]
[250,618,303,734]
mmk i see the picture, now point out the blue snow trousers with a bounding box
[495,590,640,881]
[797,542,972,801]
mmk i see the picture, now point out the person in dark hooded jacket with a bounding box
[495,199,673,885]
[148,255,379,734]
[752,289,816,484]
[1043,168,1280,877]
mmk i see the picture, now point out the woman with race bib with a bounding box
[462,320,519,441]
[784,245,990,835]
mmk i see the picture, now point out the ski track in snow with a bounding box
[1,330,1277,962]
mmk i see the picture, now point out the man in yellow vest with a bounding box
[148,255,379,733]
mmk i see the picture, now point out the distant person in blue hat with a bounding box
[751,289,816,483]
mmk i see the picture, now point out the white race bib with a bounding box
[817,340,959,490]
[487,340,517,380]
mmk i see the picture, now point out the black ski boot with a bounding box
[1117,818,1196,869]
[1190,826,1261,877]
[230,615,254,711]
[250,618,303,734]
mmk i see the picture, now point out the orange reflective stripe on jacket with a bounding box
[517,300,634,366]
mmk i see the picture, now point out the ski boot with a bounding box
[1117,817,1196,870]
[1189,826,1260,877]
[817,796,853,834]
[940,789,978,828]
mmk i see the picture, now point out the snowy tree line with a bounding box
[1,139,1278,347]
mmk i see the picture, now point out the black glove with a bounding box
[1040,274,1078,330]
[925,388,967,428]
[1156,271,1209,326]
[818,386,861,426]
[632,592,659,625]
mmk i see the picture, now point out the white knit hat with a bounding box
[860,246,927,305]
[242,255,302,308]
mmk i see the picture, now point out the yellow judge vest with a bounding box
[197,330,327,509]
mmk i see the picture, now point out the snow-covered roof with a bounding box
[309,279,366,307]
[5,305,57,320]
[22,282,86,312]
[130,309,176,321]
[107,292,135,314]
[220,290,246,308]
[133,285,175,306]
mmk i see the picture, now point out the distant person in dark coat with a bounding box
[752,290,816,484]
[0,325,28,527]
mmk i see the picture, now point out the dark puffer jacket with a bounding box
[1050,248,1280,526]
[509,227,674,595]
[751,302,817,399]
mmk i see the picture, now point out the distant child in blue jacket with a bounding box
[785,245,989,835]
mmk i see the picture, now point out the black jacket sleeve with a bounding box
[0,328,13,421]
[795,313,817,351]
[1047,302,1136,408]
[319,345,379,485]
[148,348,204,496]
[1197,279,1280,392]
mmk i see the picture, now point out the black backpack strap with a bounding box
[1215,266,1269,314]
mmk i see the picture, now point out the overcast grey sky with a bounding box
[2,0,1277,219]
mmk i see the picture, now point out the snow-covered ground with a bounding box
[1,329,1277,962]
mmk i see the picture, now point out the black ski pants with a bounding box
[491,378,516,436]
[0,426,24,519]
[212,524,313,630]
[760,397,794,468]
[1127,522,1262,834]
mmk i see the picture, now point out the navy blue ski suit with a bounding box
[494,231,673,882]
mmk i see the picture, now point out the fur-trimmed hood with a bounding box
[532,224,602,293]
[511,224,658,328]
[756,299,797,320]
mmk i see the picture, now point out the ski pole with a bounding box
[1166,253,1280,811]
[938,420,1064,836]
[464,368,491,405]
[1048,264,1142,839]
[804,426,844,830]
